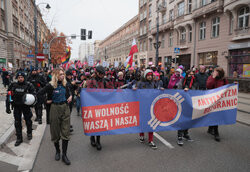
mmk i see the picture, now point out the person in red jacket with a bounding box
[206,67,228,142]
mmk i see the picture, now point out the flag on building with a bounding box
[125,39,138,69]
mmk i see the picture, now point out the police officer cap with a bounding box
[16,72,25,78]
[66,70,73,76]
[96,65,105,74]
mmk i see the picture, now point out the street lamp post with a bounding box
[34,0,51,67]
[154,5,163,67]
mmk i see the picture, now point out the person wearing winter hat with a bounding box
[176,70,195,146]
[168,68,184,89]
[75,73,87,116]
[133,69,158,149]
[114,71,125,88]
[86,65,113,151]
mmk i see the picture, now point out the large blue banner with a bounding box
[80,84,238,136]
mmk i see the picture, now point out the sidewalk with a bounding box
[237,92,250,126]
[0,83,14,148]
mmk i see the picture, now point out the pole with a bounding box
[155,10,159,67]
[34,0,38,67]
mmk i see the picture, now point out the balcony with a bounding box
[192,0,223,19]
[232,27,250,41]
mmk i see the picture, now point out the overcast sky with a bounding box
[37,0,139,60]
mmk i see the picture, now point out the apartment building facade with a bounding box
[0,0,49,69]
[98,15,139,67]
[146,0,249,77]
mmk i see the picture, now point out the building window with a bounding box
[1,12,5,30]
[169,32,173,47]
[229,14,234,34]
[178,1,185,17]
[161,34,165,48]
[238,7,249,29]
[144,41,147,51]
[162,13,166,24]
[199,22,206,40]
[180,28,186,41]
[149,39,153,51]
[144,10,147,19]
[188,0,192,14]
[148,20,151,30]
[140,0,143,7]
[149,5,152,17]
[212,17,220,38]
[1,0,4,10]
[201,0,206,7]
[188,26,192,42]
[199,51,218,66]
[170,9,174,21]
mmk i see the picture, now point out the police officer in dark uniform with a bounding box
[86,65,113,151]
[6,72,36,146]
[27,68,46,124]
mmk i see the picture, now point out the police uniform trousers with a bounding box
[35,95,44,120]
[13,105,32,137]
[50,103,70,142]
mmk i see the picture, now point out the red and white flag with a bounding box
[125,39,138,69]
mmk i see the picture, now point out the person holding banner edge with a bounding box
[133,69,164,149]
[86,65,114,150]
[206,67,228,142]
[176,70,195,146]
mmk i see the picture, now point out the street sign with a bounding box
[37,53,45,62]
[27,54,35,58]
[174,47,180,53]
[43,49,49,54]
[43,42,48,49]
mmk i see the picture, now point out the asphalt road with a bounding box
[32,108,250,172]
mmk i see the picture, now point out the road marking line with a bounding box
[154,132,174,149]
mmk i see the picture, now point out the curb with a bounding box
[0,124,15,148]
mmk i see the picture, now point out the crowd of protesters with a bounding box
[2,63,229,165]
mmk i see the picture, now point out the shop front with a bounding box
[227,42,250,92]
[0,58,6,68]
[228,42,250,78]
[178,54,191,70]
[198,51,218,67]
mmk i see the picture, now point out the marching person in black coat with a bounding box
[86,65,113,151]
[27,68,46,124]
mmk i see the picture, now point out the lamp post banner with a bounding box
[80,84,238,136]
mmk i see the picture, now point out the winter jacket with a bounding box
[206,76,228,89]
[183,76,196,89]
[195,72,208,90]
[168,74,183,89]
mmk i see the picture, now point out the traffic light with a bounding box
[81,29,86,40]
[88,30,92,39]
